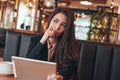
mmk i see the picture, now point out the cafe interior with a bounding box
[0,0,120,79]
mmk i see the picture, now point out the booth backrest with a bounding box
[0,29,6,48]
[18,34,37,57]
[0,29,6,56]
[78,40,120,80]
[3,31,21,61]
[3,31,38,61]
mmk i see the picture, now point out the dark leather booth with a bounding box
[0,29,6,56]
[78,40,120,80]
[3,31,38,61]
[3,31,120,80]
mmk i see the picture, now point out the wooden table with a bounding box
[0,74,15,80]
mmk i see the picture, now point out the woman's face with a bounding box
[49,12,67,37]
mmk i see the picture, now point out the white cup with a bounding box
[0,61,13,74]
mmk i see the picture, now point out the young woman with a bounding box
[26,7,79,80]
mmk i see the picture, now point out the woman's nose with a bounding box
[54,25,60,30]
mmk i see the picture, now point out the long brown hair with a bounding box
[47,7,79,80]
[47,7,79,63]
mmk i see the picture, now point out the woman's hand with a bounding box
[47,73,63,80]
[40,27,56,44]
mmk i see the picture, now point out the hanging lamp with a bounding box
[46,0,51,7]
[80,0,92,5]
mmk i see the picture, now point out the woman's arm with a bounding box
[26,42,45,59]
[26,35,47,60]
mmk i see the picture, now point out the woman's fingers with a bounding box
[47,73,63,80]
[48,27,56,38]
[56,74,64,80]
[47,74,57,80]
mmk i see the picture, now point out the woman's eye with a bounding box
[61,23,66,27]
[53,20,57,23]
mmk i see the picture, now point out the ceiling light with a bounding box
[80,0,92,5]
[110,5,113,9]
[111,1,114,5]
[111,0,114,4]
[2,0,7,1]
[46,0,51,7]
[110,0,114,9]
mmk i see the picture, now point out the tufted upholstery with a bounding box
[3,31,21,61]
[0,29,6,48]
[0,29,6,56]
[3,31,38,61]
[77,40,120,80]
[18,34,37,57]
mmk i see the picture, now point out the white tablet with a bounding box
[12,56,56,80]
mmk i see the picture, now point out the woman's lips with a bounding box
[53,30,58,36]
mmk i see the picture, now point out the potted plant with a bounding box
[87,9,113,42]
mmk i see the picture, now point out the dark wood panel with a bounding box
[90,0,107,4]
[59,0,107,4]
